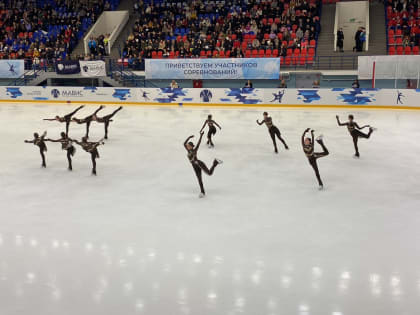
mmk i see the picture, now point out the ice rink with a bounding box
[0,103,420,315]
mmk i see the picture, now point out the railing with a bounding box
[5,55,362,86]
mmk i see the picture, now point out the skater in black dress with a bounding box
[72,106,104,138]
[43,105,84,136]
[24,131,48,167]
[46,132,76,170]
[73,136,105,175]
[184,131,223,198]
[257,112,289,153]
[93,106,123,139]
[199,114,221,148]
[302,128,329,189]
[336,114,375,158]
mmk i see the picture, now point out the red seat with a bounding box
[388,37,395,45]
[396,37,403,45]
[299,56,306,66]
[245,50,251,58]
[169,51,175,58]
[388,29,394,37]
[301,48,307,55]
[413,46,419,55]
[200,50,206,57]
[265,49,272,57]
[272,49,279,56]
[252,49,258,57]
[226,50,231,57]
[280,56,284,65]
[404,46,411,54]
[396,46,403,55]
[388,46,396,55]
[285,56,291,66]
[294,48,300,55]
[264,33,270,40]
[288,40,294,47]
[277,33,283,40]
[286,48,292,56]
[308,48,315,56]
[395,29,402,37]
[309,40,316,47]
[151,51,157,59]
[306,56,314,65]
[157,51,163,58]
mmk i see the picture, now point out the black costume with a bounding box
[302,129,329,187]
[95,106,123,139]
[257,116,289,153]
[200,118,221,147]
[184,133,220,196]
[336,116,373,157]
[72,106,104,138]
[47,134,76,170]
[25,131,48,167]
[43,105,84,136]
[74,138,104,175]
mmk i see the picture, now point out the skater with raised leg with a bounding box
[184,131,223,198]
[73,136,105,175]
[200,114,221,148]
[257,112,289,153]
[25,131,48,168]
[46,132,76,170]
[72,106,104,138]
[93,106,123,139]
[302,128,329,190]
[336,114,376,158]
[43,105,84,136]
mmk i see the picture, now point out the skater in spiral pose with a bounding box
[73,136,105,175]
[46,132,76,170]
[72,106,104,138]
[93,106,123,139]
[43,105,84,136]
[257,112,289,153]
[24,131,48,167]
[336,114,375,158]
[199,114,221,148]
[184,131,223,198]
[302,128,329,189]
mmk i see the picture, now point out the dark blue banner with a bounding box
[56,60,80,75]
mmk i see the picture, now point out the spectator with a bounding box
[352,79,360,88]
[312,80,320,88]
[337,28,344,52]
[170,80,179,89]
[88,37,97,55]
[279,79,287,88]
[244,80,253,88]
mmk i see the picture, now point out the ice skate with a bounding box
[199,192,205,198]
[370,127,377,132]
[316,135,324,143]
[215,158,223,164]
[318,185,324,190]
[353,153,360,159]
[285,145,289,150]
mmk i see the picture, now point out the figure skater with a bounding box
[72,106,104,138]
[302,128,329,190]
[46,132,76,170]
[73,136,105,175]
[336,114,376,158]
[93,106,123,139]
[184,131,223,198]
[24,131,48,167]
[257,112,289,153]
[199,114,222,148]
[43,105,84,136]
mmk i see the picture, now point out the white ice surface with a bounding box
[0,104,419,315]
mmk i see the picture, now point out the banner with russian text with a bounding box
[145,58,280,80]
[0,60,25,78]
[80,60,106,77]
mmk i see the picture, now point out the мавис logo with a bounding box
[51,89,60,98]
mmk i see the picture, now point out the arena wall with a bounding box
[1,86,419,109]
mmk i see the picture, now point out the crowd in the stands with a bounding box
[386,0,420,55]
[0,0,118,63]
[121,0,321,67]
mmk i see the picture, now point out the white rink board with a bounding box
[1,86,420,108]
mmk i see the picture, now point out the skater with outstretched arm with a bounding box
[93,106,123,139]
[24,131,48,168]
[184,131,223,198]
[43,105,84,136]
[302,128,329,190]
[72,106,104,138]
[199,114,221,148]
[46,132,76,170]
[257,112,289,153]
[336,114,375,158]
[73,136,105,175]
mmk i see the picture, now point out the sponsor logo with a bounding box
[51,89,83,98]
[51,89,60,98]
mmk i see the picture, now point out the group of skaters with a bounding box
[187,112,376,197]
[24,105,122,175]
[25,106,376,196]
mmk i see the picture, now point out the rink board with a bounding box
[1,86,419,109]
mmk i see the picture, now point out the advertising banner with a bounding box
[0,60,25,78]
[80,60,107,77]
[145,58,280,80]
[56,60,81,75]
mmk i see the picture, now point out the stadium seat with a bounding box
[299,56,306,66]
[404,46,411,55]
[413,46,419,55]
[272,49,279,57]
[388,37,395,45]
[396,46,403,55]
[388,46,396,55]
